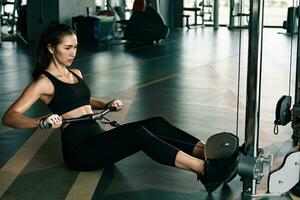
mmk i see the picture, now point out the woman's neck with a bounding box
[48,62,70,78]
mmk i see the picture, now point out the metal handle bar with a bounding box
[42,108,119,129]
[63,107,116,123]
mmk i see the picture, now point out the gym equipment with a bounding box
[123,2,169,43]
[198,0,213,26]
[238,148,300,197]
[275,95,292,126]
[43,107,119,129]
[274,4,295,135]
[72,15,115,42]
[283,7,298,35]
[72,16,101,42]
[205,132,239,159]
[0,0,27,43]
[105,0,131,38]
[238,150,273,186]
[268,151,300,194]
[183,0,217,29]
[63,107,119,127]
[235,0,300,197]
[274,95,292,134]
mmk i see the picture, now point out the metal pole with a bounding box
[243,0,263,196]
[229,0,234,28]
[292,6,300,147]
[0,0,2,43]
[290,6,300,196]
[213,0,219,30]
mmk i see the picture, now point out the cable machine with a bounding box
[238,0,300,197]
[66,0,300,197]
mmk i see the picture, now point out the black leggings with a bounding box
[61,116,200,171]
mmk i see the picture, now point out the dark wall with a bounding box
[27,0,58,41]
[27,0,95,41]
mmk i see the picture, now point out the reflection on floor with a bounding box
[0,27,298,199]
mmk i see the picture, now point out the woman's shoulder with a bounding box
[69,68,83,79]
[30,74,53,92]
[35,74,51,84]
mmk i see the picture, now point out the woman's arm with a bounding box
[89,97,108,110]
[1,78,50,129]
[90,98,124,111]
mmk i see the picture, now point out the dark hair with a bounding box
[32,22,76,80]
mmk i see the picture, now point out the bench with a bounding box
[182,14,190,29]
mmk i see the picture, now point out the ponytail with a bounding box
[32,22,76,80]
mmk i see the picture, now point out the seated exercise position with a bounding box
[1,23,238,193]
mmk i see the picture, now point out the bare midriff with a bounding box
[61,105,93,129]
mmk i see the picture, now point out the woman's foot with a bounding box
[192,140,206,159]
[198,152,239,193]
[224,151,240,183]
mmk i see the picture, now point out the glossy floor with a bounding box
[0,27,298,199]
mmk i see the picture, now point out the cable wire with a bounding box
[289,0,296,96]
[256,0,265,147]
[236,0,243,137]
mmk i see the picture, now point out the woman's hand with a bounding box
[39,114,63,129]
[106,99,124,112]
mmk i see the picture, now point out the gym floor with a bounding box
[0,27,298,199]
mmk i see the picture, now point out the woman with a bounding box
[1,23,238,193]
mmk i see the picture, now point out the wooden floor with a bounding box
[0,27,298,199]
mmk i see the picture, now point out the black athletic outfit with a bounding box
[43,70,200,171]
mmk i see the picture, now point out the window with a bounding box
[183,0,295,27]
[264,0,293,27]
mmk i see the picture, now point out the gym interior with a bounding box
[0,0,299,199]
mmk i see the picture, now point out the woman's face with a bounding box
[49,33,78,67]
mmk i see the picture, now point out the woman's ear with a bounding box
[47,44,54,54]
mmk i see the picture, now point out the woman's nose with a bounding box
[70,49,76,57]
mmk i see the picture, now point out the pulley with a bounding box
[274,95,292,134]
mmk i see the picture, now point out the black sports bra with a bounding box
[42,70,91,115]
